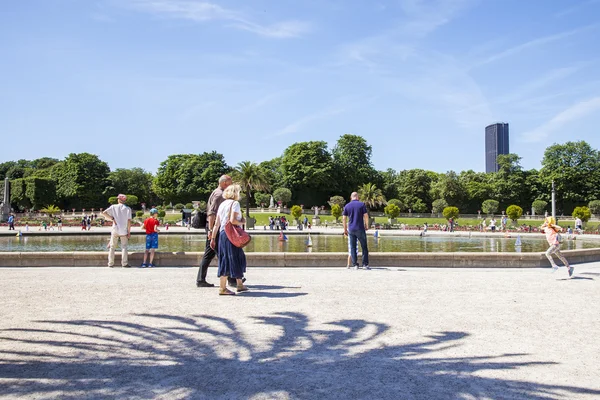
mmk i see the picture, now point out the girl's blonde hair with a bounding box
[545,216,556,225]
[223,184,241,200]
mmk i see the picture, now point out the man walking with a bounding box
[196,175,232,287]
[343,192,370,270]
[102,194,132,268]
[8,214,15,230]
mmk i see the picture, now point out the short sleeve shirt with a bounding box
[343,200,368,231]
[105,203,132,236]
[144,217,159,234]
[216,199,242,232]
[207,187,225,217]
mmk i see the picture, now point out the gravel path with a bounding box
[1,264,599,399]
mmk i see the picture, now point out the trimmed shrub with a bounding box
[431,199,448,214]
[588,200,600,215]
[572,206,591,222]
[442,206,460,220]
[482,199,499,215]
[331,204,342,222]
[506,205,523,222]
[384,204,400,219]
[290,205,303,221]
[532,199,548,216]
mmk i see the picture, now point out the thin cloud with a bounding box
[273,107,346,137]
[127,0,311,38]
[555,0,600,18]
[472,24,599,68]
[521,96,600,143]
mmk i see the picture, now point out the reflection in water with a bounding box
[0,234,599,253]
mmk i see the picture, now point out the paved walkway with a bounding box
[1,264,599,399]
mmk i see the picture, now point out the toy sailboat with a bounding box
[306,234,313,247]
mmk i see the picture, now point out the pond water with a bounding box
[0,234,597,253]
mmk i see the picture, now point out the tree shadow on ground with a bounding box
[0,313,599,399]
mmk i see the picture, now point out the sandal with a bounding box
[237,285,249,293]
[219,288,235,296]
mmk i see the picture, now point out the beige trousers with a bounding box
[108,231,129,267]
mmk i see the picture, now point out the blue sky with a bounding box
[2,0,600,174]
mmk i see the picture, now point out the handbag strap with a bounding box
[227,200,236,222]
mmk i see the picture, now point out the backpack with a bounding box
[191,212,207,229]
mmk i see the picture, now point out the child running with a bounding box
[541,216,574,278]
[140,208,160,268]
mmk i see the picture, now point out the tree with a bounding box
[539,141,600,214]
[532,200,548,216]
[431,199,448,214]
[53,153,110,209]
[387,198,406,211]
[258,157,284,192]
[328,196,346,208]
[396,169,433,212]
[233,161,270,217]
[254,192,270,208]
[273,188,292,206]
[280,141,335,206]
[442,206,459,221]
[384,204,400,220]
[588,200,600,215]
[380,168,399,201]
[107,168,155,205]
[332,134,377,198]
[331,204,342,222]
[40,205,61,217]
[153,152,229,204]
[459,170,494,213]
[490,154,527,209]
[290,205,303,222]
[358,183,386,210]
[108,195,139,207]
[572,206,591,223]
[481,199,499,215]
[429,171,465,210]
[411,199,428,213]
[506,205,523,223]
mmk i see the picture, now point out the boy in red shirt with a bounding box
[140,208,160,268]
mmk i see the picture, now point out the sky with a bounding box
[1,0,600,175]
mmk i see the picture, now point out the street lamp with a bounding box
[551,180,556,220]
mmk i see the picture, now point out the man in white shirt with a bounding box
[102,194,132,267]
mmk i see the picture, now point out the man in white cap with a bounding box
[102,194,132,267]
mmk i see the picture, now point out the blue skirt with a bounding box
[217,230,247,279]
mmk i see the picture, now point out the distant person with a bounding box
[102,194,132,268]
[448,217,454,232]
[541,216,573,278]
[57,216,62,231]
[8,214,15,230]
[575,217,583,234]
[342,192,370,270]
[196,175,232,288]
[140,208,160,268]
[81,216,86,231]
[490,218,496,233]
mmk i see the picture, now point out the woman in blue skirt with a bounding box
[210,184,248,295]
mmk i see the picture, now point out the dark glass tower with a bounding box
[485,123,509,173]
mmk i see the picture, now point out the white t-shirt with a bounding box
[216,199,241,231]
[105,203,132,236]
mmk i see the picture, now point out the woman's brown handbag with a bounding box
[225,202,251,248]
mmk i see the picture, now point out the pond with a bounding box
[0,234,597,253]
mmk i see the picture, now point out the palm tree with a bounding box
[233,161,270,217]
[358,183,386,210]
[40,205,61,217]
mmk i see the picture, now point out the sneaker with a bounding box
[363,265,371,270]
[196,281,215,288]
[148,263,155,268]
[568,266,575,278]
[551,265,558,273]
[139,263,148,268]
[346,265,351,269]
[353,265,359,270]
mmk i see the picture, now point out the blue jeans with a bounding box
[349,229,369,267]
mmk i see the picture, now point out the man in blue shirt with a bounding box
[8,214,15,230]
[342,192,370,270]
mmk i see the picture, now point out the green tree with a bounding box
[332,134,377,198]
[358,183,386,210]
[280,141,335,206]
[331,203,342,222]
[588,200,600,215]
[387,198,406,211]
[258,157,284,192]
[431,199,448,214]
[233,161,270,217]
[384,204,400,220]
[572,206,591,223]
[411,199,428,213]
[273,188,292,206]
[328,195,346,208]
[254,192,270,208]
[153,152,229,204]
[40,205,61,217]
[108,195,139,207]
[290,205,303,222]
[380,168,399,201]
[506,205,523,223]
[442,206,459,221]
[532,200,548,216]
[174,203,185,210]
[539,141,600,214]
[481,199,499,215]
[53,153,110,209]
[491,154,527,209]
[429,171,465,210]
[396,169,433,212]
[107,168,155,205]
[459,170,494,213]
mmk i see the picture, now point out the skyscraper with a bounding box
[485,123,509,173]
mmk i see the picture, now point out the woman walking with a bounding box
[210,184,249,295]
[541,216,574,278]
